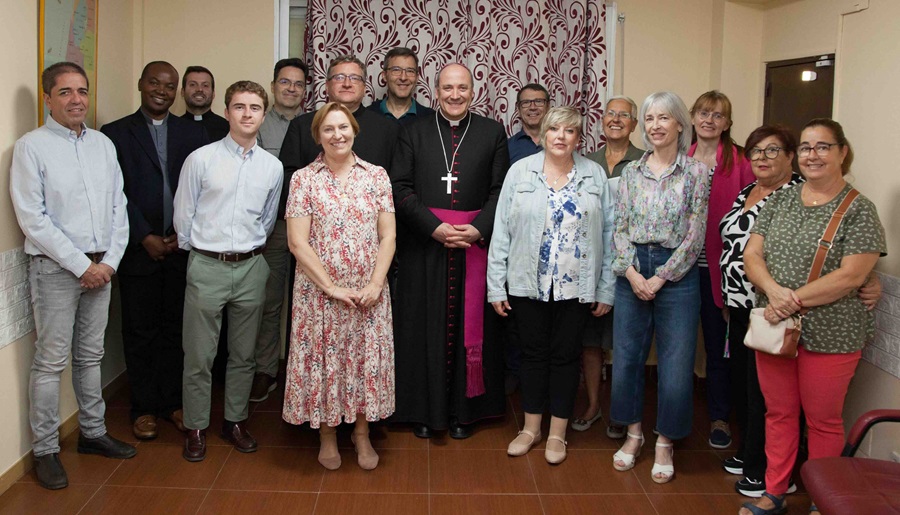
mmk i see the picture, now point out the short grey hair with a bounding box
[539,107,583,148]
[605,95,638,120]
[639,91,692,153]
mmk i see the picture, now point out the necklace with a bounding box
[436,111,471,195]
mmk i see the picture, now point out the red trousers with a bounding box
[756,346,861,495]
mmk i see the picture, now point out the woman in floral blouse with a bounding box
[282,103,396,471]
[609,92,709,484]
[741,119,886,515]
[488,107,615,465]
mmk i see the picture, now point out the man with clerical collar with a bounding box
[280,54,399,174]
[371,46,435,125]
[249,57,308,404]
[508,83,550,165]
[101,61,209,442]
[11,61,136,490]
[389,63,509,440]
[180,65,229,141]
[175,81,283,462]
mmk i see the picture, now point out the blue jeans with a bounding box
[610,245,699,440]
[29,256,110,457]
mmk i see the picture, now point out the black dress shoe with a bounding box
[221,421,258,453]
[449,418,472,439]
[34,453,68,490]
[183,429,207,462]
[77,433,137,459]
[413,424,433,439]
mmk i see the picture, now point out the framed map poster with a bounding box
[39,0,99,128]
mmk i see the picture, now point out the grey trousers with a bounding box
[254,220,290,378]
[29,256,109,457]
[182,252,269,429]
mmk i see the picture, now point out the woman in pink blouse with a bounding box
[609,92,710,484]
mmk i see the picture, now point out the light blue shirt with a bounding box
[10,116,129,276]
[174,135,283,253]
[487,151,615,305]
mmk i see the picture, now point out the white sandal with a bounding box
[651,441,675,483]
[545,435,567,464]
[612,432,644,471]
[507,429,542,456]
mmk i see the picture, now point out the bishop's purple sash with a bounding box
[430,207,486,398]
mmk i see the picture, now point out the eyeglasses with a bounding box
[276,78,305,89]
[696,110,726,122]
[603,110,633,120]
[748,146,784,160]
[517,99,548,108]
[328,73,365,83]
[798,142,839,157]
[386,66,417,77]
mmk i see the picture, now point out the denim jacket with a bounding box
[487,151,616,305]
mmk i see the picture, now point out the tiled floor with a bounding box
[0,372,814,514]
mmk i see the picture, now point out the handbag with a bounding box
[744,188,860,357]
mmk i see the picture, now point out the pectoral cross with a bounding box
[442,171,457,195]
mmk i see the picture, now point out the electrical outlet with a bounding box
[891,451,900,463]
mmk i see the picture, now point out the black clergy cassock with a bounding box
[390,110,509,429]
[180,111,230,142]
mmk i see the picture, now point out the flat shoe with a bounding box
[613,432,644,471]
[570,409,602,432]
[544,435,567,464]
[507,429,542,456]
[651,441,674,484]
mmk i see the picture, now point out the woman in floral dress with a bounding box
[282,102,396,471]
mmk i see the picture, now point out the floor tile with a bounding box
[0,482,98,515]
[320,449,428,493]
[211,447,324,491]
[431,493,543,515]
[18,438,125,486]
[79,485,207,514]
[529,449,645,494]
[313,493,428,514]
[106,443,230,488]
[245,410,319,448]
[648,493,813,515]
[197,490,317,514]
[428,414,517,450]
[541,494,658,514]
[101,407,142,445]
[430,449,537,494]
[632,449,739,493]
[356,423,429,450]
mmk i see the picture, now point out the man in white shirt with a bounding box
[174,81,283,462]
[10,61,135,490]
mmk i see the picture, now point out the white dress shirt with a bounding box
[174,135,283,253]
[10,116,129,276]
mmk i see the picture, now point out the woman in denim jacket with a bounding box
[487,107,615,465]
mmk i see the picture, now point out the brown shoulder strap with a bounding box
[807,188,859,284]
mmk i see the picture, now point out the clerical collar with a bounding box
[193,114,203,121]
[438,108,469,127]
[141,109,169,126]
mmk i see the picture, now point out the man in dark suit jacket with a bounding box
[101,61,208,441]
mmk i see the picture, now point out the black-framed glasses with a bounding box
[798,142,839,157]
[386,66,417,76]
[328,73,365,83]
[276,78,305,89]
[518,99,548,108]
[748,146,784,160]
[603,109,633,120]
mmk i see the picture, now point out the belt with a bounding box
[34,252,105,263]
[192,247,265,263]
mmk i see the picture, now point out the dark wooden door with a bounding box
[764,54,835,136]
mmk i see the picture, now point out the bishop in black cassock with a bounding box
[390,64,509,437]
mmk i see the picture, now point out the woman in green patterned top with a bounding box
[740,119,886,515]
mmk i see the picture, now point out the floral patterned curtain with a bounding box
[305,0,609,152]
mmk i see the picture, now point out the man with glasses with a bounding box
[508,83,550,164]
[249,57,308,403]
[372,47,434,125]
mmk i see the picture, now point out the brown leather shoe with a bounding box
[166,409,186,432]
[183,429,206,462]
[221,421,258,453]
[249,374,277,403]
[133,415,158,440]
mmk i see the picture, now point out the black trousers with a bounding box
[508,295,590,419]
[728,306,767,480]
[119,253,187,420]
